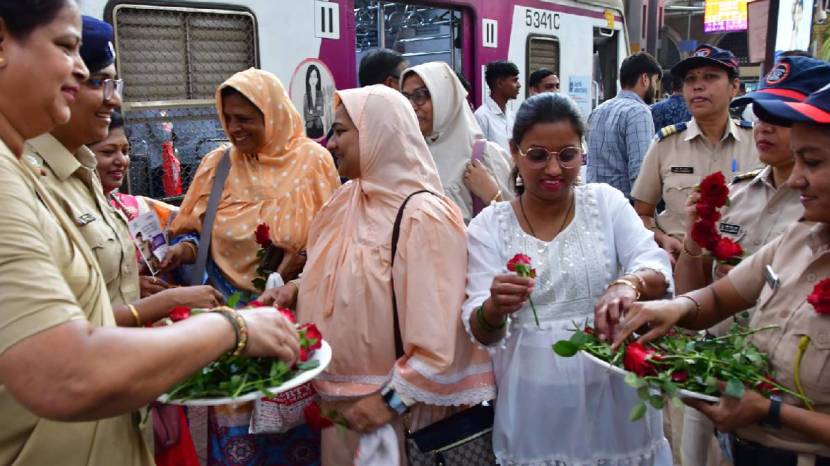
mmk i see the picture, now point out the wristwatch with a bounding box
[381,386,413,416]
[761,394,782,429]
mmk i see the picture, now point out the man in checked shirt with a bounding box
[586,51,662,199]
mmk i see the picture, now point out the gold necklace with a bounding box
[519,192,574,240]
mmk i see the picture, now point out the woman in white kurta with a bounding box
[463,93,674,465]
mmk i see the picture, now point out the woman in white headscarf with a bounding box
[401,62,513,223]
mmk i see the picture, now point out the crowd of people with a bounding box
[1,1,830,466]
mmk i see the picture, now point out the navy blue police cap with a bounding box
[80,16,115,73]
[671,44,739,79]
[753,83,830,126]
[733,56,830,108]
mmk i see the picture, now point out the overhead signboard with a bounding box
[704,0,750,33]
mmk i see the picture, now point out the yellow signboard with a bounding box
[704,0,749,33]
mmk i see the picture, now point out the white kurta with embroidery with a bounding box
[463,183,675,466]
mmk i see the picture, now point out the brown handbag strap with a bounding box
[391,190,436,358]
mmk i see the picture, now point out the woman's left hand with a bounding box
[340,394,398,433]
[593,283,638,343]
[684,382,769,432]
[276,248,306,282]
[463,160,499,202]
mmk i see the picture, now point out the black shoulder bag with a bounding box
[391,191,497,466]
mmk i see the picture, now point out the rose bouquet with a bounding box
[163,305,323,402]
[690,172,743,264]
[553,323,812,421]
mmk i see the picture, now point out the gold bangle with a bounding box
[677,295,701,322]
[128,304,142,326]
[625,273,648,294]
[682,240,704,258]
[212,306,249,356]
[609,278,641,300]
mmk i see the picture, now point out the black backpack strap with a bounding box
[391,189,435,359]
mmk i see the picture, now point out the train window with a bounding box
[526,35,560,91]
[354,1,463,79]
[110,4,258,202]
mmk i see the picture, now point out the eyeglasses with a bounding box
[401,87,431,106]
[85,78,124,102]
[519,145,583,169]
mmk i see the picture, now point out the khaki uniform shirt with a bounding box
[709,167,803,335]
[0,140,152,465]
[728,221,830,456]
[25,134,139,307]
[719,166,803,256]
[631,117,760,238]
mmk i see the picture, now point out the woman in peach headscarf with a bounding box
[163,68,340,300]
[163,68,339,464]
[293,84,496,464]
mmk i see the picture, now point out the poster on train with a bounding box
[289,59,337,141]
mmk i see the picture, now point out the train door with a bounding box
[592,26,619,109]
[353,1,465,82]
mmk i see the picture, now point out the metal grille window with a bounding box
[111,4,257,202]
[526,35,560,79]
[354,1,463,76]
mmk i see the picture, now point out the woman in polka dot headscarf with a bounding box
[165,68,340,299]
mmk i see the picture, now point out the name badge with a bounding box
[671,166,694,174]
[76,213,96,226]
[719,223,741,235]
[764,265,780,289]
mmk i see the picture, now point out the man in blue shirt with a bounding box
[586,52,662,198]
[651,71,692,131]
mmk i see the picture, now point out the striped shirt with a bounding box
[586,90,655,198]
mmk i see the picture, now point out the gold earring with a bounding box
[0,56,6,67]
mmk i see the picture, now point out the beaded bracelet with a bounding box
[682,240,704,258]
[212,306,249,356]
[677,295,702,322]
[476,305,506,332]
[128,304,142,326]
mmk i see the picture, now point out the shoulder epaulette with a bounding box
[734,119,754,129]
[653,122,688,142]
[731,168,763,184]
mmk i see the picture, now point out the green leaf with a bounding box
[637,386,650,400]
[629,401,647,421]
[672,396,685,409]
[297,360,321,371]
[625,372,647,389]
[724,379,745,398]
[569,331,592,346]
[649,395,665,409]
[553,340,579,357]
[227,292,242,309]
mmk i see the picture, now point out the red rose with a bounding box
[278,307,297,324]
[671,370,689,383]
[808,278,830,315]
[698,172,729,208]
[691,219,719,250]
[300,322,322,350]
[169,306,191,322]
[303,402,334,431]
[695,202,721,223]
[507,253,532,272]
[583,326,594,336]
[254,223,272,248]
[247,300,263,308]
[299,347,309,362]
[755,376,781,397]
[623,342,661,377]
[710,237,743,261]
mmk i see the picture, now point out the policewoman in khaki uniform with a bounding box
[605,83,830,466]
[0,4,302,464]
[675,56,830,466]
[632,44,760,262]
[23,16,223,327]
